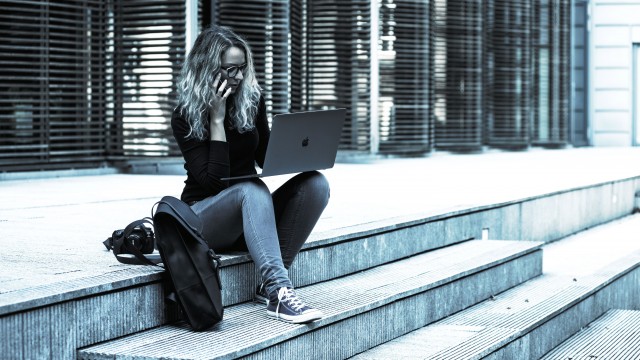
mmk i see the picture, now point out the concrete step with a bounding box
[78,239,542,360]
[350,267,640,359]
[0,211,481,359]
[541,309,640,359]
[0,207,482,315]
[3,164,638,358]
[350,214,640,360]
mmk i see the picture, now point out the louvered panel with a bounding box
[0,0,110,171]
[482,0,494,147]
[571,0,589,146]
[215,0,293,121]
[198,0,204,31]
[485,0,533,149]
[307,0,372,152]
[377,0,432,155]
[110,0,185,158]
[532,0,570,147]
[532,0,549,147]
[556,0,571,145]
[432,0,483,151]
[290,0,305,112]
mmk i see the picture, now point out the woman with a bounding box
[171,25,329,324]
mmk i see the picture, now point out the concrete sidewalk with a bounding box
[1,147,640,301]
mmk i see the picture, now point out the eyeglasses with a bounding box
[222,63,247,78]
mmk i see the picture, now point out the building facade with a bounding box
[587,0,640,146]
[0,0,634,173]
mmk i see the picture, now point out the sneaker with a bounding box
[266,287,323,324]
[254,282,269,305]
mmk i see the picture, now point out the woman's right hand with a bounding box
[211,73,232,123]
[210,73,231,141]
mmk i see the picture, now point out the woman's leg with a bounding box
[272,171,330,268]
[191,180,292,296]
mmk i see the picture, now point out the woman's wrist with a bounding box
[209,116,226,142]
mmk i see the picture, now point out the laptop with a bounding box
[221,108,346,181]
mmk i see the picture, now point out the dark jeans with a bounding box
[190,171,330,297]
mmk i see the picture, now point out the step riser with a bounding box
[221,176,638,306]
[243,251,542,360]
[0,283,170,359]
[542,310,640,359]
[477,178,638,244]
[481,265,640,360]
[290,216,476,287]
[223,176,640,305]
[221,215,481,306]
[521,179,638,243]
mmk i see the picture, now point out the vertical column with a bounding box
[289,0,305,113]
[111,0,186,157]
[532,0,570,147]
[306,1,372,153]
[214,0,292,121]
[378,0,432,155]
[634,45,640,146]
[570,0,590,146]
[370,0,380,154]
[433,0,483,151]
[185,0,198,54]
[486,0,533,149]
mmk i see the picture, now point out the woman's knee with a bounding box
[235,180,272,204]
[302,171,330,203]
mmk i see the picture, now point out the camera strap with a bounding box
[104,217,163,267]
[116,244,162,267]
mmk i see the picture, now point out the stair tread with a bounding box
[0,210,458,316]
[353,261,640,360]
[351,215,640,359]
[0,265,163,316]
[541,309,640,359]
[79,239,541,359]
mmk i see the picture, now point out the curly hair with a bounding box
[177,25,262,140]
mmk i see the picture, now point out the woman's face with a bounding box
[219,46,246,94]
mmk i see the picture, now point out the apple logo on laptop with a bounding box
[302,137,309,147]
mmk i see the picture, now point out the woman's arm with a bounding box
[209,73,230,142]
[254,96,270,168]
[172,109,229,195]
[172,73,233,195]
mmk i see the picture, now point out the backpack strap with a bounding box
[153,196,204,241]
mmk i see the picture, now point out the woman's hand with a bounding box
[210,73,231,141]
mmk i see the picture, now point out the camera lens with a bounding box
[128,233,142,248]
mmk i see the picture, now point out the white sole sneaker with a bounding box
[266,308,323,323]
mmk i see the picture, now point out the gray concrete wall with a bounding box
[477,177,639,243]
[590,0,640,146]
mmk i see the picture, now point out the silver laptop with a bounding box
[221,108,346,181]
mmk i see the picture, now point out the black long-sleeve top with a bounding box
[171,96,269,203]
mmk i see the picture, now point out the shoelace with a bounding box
[277,287,307,312]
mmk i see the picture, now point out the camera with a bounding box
[104,225,155,255]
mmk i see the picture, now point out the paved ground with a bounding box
[1,147,640,300]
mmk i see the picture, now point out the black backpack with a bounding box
[103,196,224,331]
[153,196,224,331]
